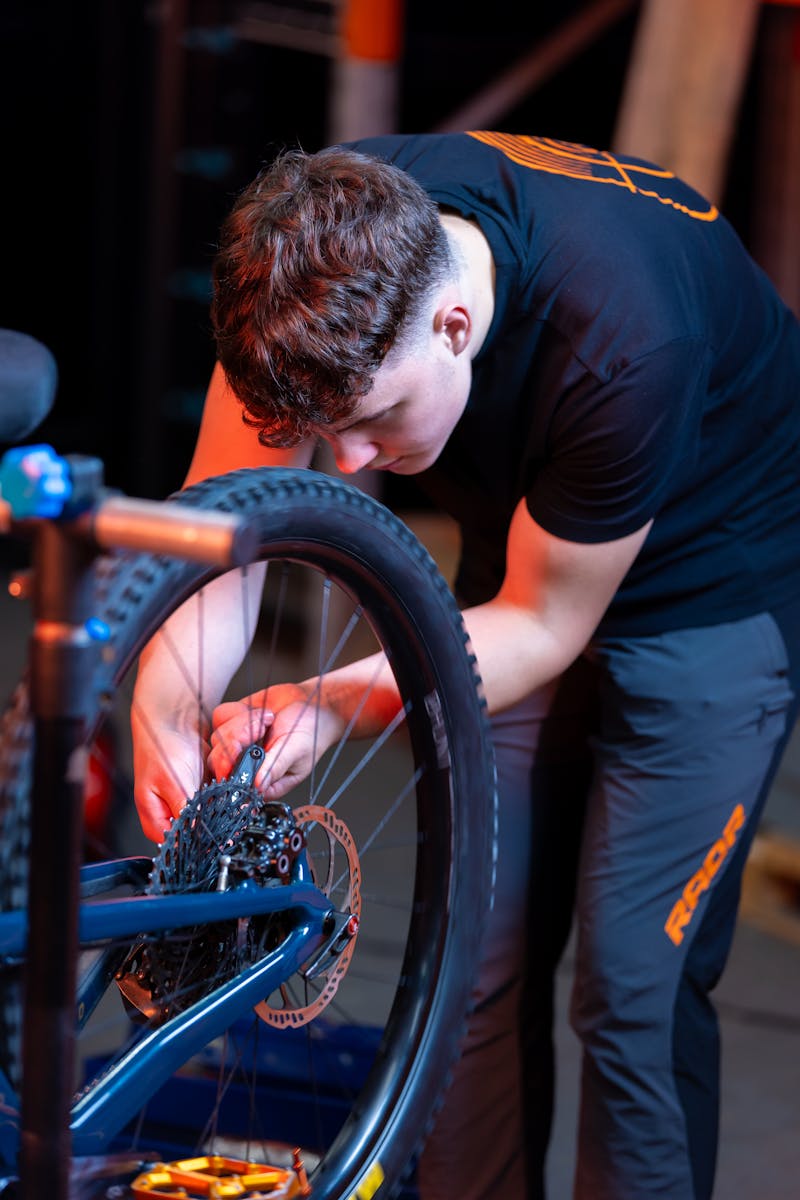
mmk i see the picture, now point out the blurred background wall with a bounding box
[0,0,797,511]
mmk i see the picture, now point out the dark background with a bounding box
[0,1,769,508]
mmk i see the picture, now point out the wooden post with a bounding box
[328,0,404,142]
[323,0,405,499]
[612,0,761,201]
[751,4,800,316]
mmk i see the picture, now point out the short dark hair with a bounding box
[210,145,455,446]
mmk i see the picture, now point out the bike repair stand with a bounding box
[0,445,259,1200]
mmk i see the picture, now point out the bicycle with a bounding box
[0,344,497,1200]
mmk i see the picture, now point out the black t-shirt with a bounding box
[346,132,800,635]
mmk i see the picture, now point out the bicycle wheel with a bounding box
[0,466,497,1199]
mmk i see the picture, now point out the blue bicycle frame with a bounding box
[0,854,334,1162]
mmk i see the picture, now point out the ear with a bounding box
[433,302,473,356]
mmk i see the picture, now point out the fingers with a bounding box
[207,684,343,801]
[132,737,207,844]
[133,697,324,844]
[209,695,323,797]
[208,701,274,780]
[134,768,193,843]
[252,731,315,797]
[135,792,175,844]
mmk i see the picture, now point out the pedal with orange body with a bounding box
[130,1151,312,1198]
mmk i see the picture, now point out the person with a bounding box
[131,132,800,1199]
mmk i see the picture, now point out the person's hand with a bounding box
[208,682,345,800]
[132,710,211,843]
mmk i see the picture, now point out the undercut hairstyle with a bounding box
[211,146,457,447]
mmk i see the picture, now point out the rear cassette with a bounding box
[116,746,307,1023]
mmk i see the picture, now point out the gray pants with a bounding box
[418,609,799,1200]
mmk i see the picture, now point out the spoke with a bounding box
[195,1024,275,1154]
[264,564,289,683]
[258,604,366,795]
[333,960,405,990]
[300,991,363,1034]
[130,698,196,802]
[239,562,260,746]
[196,586,206,757]
[308,577,333,800]
[355,767,422,859]
[156,623,214,739]
[355,893,416,912]
[331,767,422,898]
[309,653,389,801]
[258,561,290,719]
[321,703,410,814]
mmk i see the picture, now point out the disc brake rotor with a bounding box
[255,804,362,1028]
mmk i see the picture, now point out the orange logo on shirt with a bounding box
[665,803,746,946]
[467,131,719,222]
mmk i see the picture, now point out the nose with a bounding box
[329,435,379,475]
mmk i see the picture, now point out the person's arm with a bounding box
[206,496,652,797]
[461,498,652,711]
[185,360,314,484]
[132,363,315,842]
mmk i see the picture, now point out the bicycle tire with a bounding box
[0,466,497,1200]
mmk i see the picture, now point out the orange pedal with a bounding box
[130,1151,311,1198]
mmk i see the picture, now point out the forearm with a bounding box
[299,596,575,745]
[133,563,267,726]
[298,515,644,730]
[453,503,653,713]
[459,598,582,713]
[299,650,405,740]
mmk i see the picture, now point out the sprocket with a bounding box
[115,745,306,1023]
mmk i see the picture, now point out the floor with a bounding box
[2,514,800,1198]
